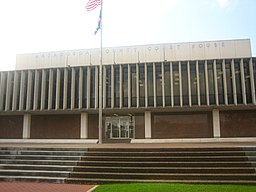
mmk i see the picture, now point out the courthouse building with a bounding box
[0,39,255,143]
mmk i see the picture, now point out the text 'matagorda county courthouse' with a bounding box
[0,39,256,143]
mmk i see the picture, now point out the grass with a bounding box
[92,183,256,192]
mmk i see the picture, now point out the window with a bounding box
[164,63,171,106]
[173,62,180,106]
[207,61,215,104]
[216,60,224,105]
[122,65,128,107]
[234,60,242,104]
[105,66,111,108]
[181,62,189,106]
[225,60,234,104]
[243,59,252,104]
[131,64,137,107]
[139,64,145,107]
[199,62,206,105]
[190,62,198,105]
[147,63,154,106]
[114,66,120,108]
[90,67,95,108]
[82,67,87,108]
[155,63,162,106]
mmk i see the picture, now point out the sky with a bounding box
[0,0,255,71]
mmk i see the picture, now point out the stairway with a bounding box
[66,147,256,184]
[0,146,255,184]
[0,147,87,183]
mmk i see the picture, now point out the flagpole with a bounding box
[98,0,103,144]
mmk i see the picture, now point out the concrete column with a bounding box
[71,68,76,110]
[212,109,221,138]
[111,65,114,109]
[249,58,256,104]
[145,111,152,139]
[5,71,12,111]
[136,63,139,108]
[103,66,106,109]
[80,112,89,139]
[95,66,99,109]
[86,67,91,109]
[55,69,61,110]
[23,114,31,139]
[119,65,123,108]
[128,64,131,108]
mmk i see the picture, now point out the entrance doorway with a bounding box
[105,116,134,139]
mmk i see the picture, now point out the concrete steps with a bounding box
[0,146,255,184]
[66,147,256,184]
[0,147,87,183]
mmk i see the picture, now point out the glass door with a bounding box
[105,116,134,139]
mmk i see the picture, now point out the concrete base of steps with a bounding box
[65,177,256,185]
[0,147,88,184]
[0,146,256,185]
[0,176,66,184]
[68,147,256,184]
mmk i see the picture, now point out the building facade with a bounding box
[0,39,256,143]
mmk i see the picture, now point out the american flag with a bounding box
[94,9,102,35]
[85,0,101,11]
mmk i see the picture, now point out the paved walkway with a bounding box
[0,182,96,192]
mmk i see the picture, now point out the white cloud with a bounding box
[216,0,232,8]
[215,0,239,9]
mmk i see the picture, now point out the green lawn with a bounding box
[93,183,256,192]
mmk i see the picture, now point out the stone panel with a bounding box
[0,115,23,139]
[152,112,213,139]
[220,110,256,137]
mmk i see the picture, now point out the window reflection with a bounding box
[207,61,215,104]
[122,65,128,107]
[131,64,137,107]
[147,64,154,106]
[114,66,120,108]
[182,62,189,106]
[225,60,234,104]
[216,60,224,105]
[139,64,145,106]
[234,60,242,104]
[164,63,171,106]
[105,66,111,108]
[156,63,162,106]
[173,63,180,106]
[190,62,197,105]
